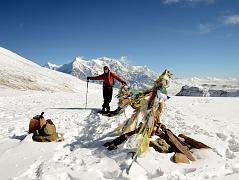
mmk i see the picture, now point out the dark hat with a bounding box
[103,66,109,70]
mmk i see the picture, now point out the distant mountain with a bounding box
[173,77,239,97]
[0,47,87,92]
[43,62,62,70]
[46,56,159,89]
[44,57,239,96]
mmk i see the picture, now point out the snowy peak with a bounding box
[43,62,62,70]
[51,56,158,89]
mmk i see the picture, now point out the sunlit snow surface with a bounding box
[1,88,239,180]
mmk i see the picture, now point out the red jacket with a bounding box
[90,71,126,87]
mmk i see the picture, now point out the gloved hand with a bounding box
[87,77,91,82]
[122,82,127,87]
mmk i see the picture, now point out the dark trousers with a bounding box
[102,86,113,110]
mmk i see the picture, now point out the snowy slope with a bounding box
[1,89,239,180]
[0,47,88,92]
[47,56,158,89]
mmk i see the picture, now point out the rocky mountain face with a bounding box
[176,84,239,97]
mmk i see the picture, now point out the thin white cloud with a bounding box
[162,0,215,5]
[197,23,214,34]
[222,15,239,25]
[162,0,179,4]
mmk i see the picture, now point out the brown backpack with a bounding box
[29,112,63,142]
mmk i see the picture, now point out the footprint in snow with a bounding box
[225,149,236,159]
[224,134,239,160]
[184,168,197,174]
[228,135,239,153]
[216,133,228,141]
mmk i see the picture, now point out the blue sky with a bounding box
[0,0,239,77]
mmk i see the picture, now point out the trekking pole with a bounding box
[85,80,89,109]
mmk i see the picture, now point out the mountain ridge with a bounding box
[1,47,239,96]
[46,56,159,89]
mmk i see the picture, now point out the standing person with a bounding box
[87,66,127,112]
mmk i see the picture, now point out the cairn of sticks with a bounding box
[103,70,210,164]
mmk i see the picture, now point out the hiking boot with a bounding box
[107,144,117,151]
[106,107,110,112]
[115,107,122,114]
[101,107,106,112]
[102,142,112,147]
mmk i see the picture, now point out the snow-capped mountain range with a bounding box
[45,57,239,97]
[1,46,239,96]
[44,56,158,89]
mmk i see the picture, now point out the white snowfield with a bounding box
[1,90,239,180]
[0,47,239,179]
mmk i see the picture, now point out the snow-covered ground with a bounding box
[1,47,239,179]
[1,87,239,180]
